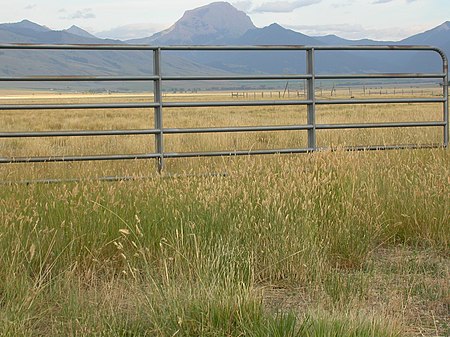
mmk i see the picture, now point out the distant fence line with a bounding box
[230,86,444,99]
[0,44,448,173]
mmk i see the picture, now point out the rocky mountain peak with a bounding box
[0,19,50,32]
[151,1,256,44]
[435,21,450,31]
[64,25,97,39]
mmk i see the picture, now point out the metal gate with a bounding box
[0,44,448,172]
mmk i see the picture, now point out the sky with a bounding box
[0,0,449,41]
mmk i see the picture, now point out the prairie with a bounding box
[0,89,448,336]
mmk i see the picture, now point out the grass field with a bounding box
[0,90,449,336]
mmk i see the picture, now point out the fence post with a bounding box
[443,54,449,147]
[306,48,316,150]
[153,48,164,172]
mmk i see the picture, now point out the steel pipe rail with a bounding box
[164,143,442,159]
[316,121,446,130]
[0,44,448,175]
[162,100,312,108]
[0,98,443,111]
[163,148,315,158]
[1,144,440,164]
[315,73,447,79]
[0,129,160,138]
[164,125,313,134]
[315,98,446,105]
[0,76,159,82]
[0,153,160,164]
[162,75,313,81]
[0,103,159,110]
[1,122,441,139]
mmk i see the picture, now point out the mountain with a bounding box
[0,18,228,86]
[0,2,448,86]
[129,2,255,45]
[126,2,448,74]
[0,20,117,44]
[173,23,324,74]
[64,25,98,39]
[314,34,392,46]
[0,19,50,33]
[0,20,147,79]
[394,21,449,72]
[401,21,450,46]
[236,23,321,45]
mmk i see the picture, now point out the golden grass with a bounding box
[0,89,448,336]
[0,88,446,178]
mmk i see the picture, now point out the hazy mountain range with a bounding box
[0,1,448,87]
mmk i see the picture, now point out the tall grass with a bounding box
[0,92,448,336]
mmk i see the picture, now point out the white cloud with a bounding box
[96,23,166,40]
[233,1,253,11]
[24,4,36,10]
[372,0,393,4]
[372,0,419,3]
[252,0,322,13]
[61,8,96,20]
[286,22,426,41]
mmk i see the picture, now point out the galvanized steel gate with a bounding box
[0,45,448,173]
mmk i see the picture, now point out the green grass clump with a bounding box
[1,90,449,336]
[1,148,448,335]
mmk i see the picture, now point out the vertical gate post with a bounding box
[306,48,317,150]
[443,54,449,147]
[153,48,164,172]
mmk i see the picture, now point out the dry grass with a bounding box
[0,89,448,336]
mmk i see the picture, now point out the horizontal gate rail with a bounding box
[315,98,446,105]
[0,76,160,81]
[316,121,446,130]
[0,44,448,174]
[163,125,313,134]
[0,103,160,110]
[0,129,160,138]
[316,73,447,79]
[0,154,161,164]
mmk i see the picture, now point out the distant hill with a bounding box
[235,23,320,45]
[0,20,150,79]
[64,25,98,39]
[129,2,256,45]
[0,19,114,44]
[314,34,393,46]
[126,2,448,74]
[401,21,450,46]
[0,2,448,85]
[0,19,51,34]
[0,18,229,86]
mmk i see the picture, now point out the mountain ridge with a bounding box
[128,2,256,45]
[64,25,98,39]
[0,4,447,47]
[0,2,448,80]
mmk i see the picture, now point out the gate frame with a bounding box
[0,44,448,173]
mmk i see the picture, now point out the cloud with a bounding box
[96,23,166,40]
[285,23,425,40]
[372,0,418,3]
[252,0,322,13]
[61,8,96,20]
[24,4,36,10]
[331,1,355,8]
[287,23,366,36]
[233,1,253,11]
